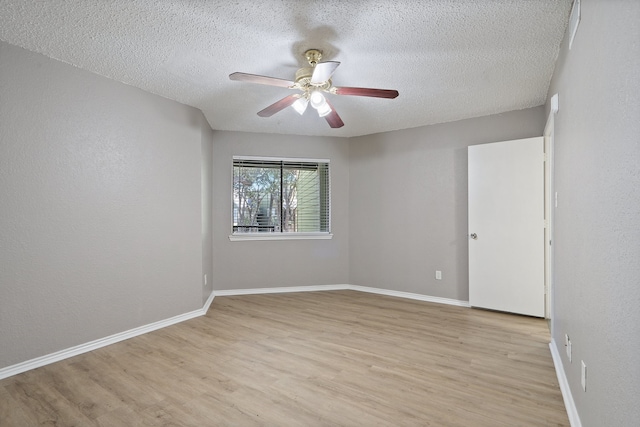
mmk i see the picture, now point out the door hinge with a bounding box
[543,152,548,162]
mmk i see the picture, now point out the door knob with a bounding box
[470,233,478,240]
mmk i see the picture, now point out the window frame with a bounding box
[229,155,333,241]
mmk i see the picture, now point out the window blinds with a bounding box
[233,158,330,233]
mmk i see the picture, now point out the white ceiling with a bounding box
[0,1,571,137]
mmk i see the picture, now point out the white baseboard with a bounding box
[213,284,349,296]
[550,339,582,427]
[348,285,470,307]
[203,289,216,311]
[0,290,216,381]
[215,284,470,308]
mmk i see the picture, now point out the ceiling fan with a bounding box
[229,49,399,128]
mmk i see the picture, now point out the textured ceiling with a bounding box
[0,1,571,137]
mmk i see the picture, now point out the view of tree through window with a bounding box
[233,158,330,233]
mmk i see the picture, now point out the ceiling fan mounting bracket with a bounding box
[304,49,323,66]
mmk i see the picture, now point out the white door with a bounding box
[468,137,544,317]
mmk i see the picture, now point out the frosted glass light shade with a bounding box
[309,91,326,109]
[316,102,332,117]
[292,97,309,115]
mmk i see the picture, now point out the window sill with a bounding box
[229,233,333,242]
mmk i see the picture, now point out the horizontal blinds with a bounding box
[233,158,330,233]
[233,158,322,171]
[233,159,281,169]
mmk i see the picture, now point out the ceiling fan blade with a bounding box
[333,86,399,99]
[229,72,294,88]
[311,61,340,83]
[324,100,344,128]
[257,95,299,117]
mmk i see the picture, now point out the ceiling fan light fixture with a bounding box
[309,90,327,109]
[309,91,331,117]
[291,96,309,115]
[316,102,332,117]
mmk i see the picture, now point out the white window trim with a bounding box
[231,155,332,241]
[229,232,333,242]
[233,155,331,164]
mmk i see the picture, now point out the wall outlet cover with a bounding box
[551,93,559,114]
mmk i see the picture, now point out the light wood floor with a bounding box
[0,291,569,426]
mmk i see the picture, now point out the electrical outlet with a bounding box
[551,93,559,114]
[435,270,442,280]
[581,360,587,391]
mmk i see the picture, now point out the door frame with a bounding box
[544,98,558,326]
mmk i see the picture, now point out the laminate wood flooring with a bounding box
[0,290,569,426]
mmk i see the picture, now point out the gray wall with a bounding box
[5,6,639,425]
[547,1,640,425]
[349,108,545,301]
[201,125,214,304]
[211,131,349,290]
[0,42,210,369]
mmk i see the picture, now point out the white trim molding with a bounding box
[214,284,348,296]
[229,232,333,241]
[0,291,216,381]
[233,155,330,164]
[214,284,470,308]
[348,285,470,307]
[550,339,582,427]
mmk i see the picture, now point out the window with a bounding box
[232,156,331,240]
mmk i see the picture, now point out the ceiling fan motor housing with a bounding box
[295,67,314,83]
[295,67,332,94]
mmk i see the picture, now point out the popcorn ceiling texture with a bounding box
[0,0,571,137]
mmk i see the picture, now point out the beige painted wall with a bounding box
[211,131,350,290]
[546,1,640,425]
[0,42,210,369]
[349,108,545,301]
